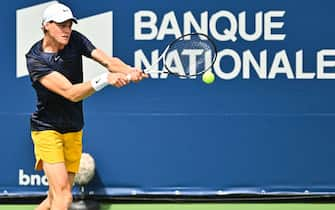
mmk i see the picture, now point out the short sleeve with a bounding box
[72,30,96,58]
[26,55,53,83]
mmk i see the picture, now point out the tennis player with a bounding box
[25,3,147,210]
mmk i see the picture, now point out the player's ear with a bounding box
[42,22,50,33]
[41,26,47,34]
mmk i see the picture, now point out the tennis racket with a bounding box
[144,33,217,78]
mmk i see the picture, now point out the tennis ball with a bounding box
[202,71,215,84]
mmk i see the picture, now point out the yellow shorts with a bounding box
[31,130,83,173]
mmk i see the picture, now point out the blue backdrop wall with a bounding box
[2,0,335,197]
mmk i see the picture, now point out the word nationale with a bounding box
[133,10,335,80]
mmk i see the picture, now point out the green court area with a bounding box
[0,203,335,210]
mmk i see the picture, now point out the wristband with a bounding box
[91,73,109,91]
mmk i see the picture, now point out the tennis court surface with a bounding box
[0,203,335,210]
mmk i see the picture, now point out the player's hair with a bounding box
[41,21,53,34]
[41,23,47,34]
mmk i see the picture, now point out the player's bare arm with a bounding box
[91,48,148,82]
[39,71,129,102]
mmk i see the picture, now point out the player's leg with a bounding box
[63,130,83,206]
[43,162,73,210]
[68,172,76,186]
[34,189,53,210]
[31,130,68,210]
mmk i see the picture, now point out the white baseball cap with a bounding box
[42,3,77,25]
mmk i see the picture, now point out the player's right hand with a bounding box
[107,72,130,88]
[125,66,149,83]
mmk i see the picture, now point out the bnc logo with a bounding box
[19,169,48,186]
[16,1,113,82]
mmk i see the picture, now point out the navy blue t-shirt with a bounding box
[26,30,96,133]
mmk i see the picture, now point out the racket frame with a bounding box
[144,32,218,78]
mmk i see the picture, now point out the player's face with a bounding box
[47,20,73,46]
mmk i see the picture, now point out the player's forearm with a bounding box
[63,81,95,102]
[107,57,132,74]
[40,71,128,103]
[91,48,132,74]
[39,72,96,103]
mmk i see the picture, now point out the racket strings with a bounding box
[165,34,216,77]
